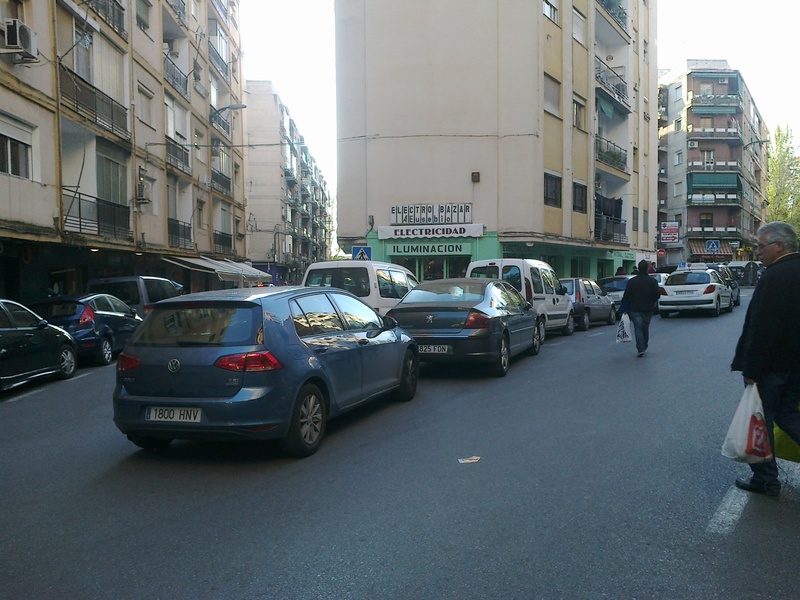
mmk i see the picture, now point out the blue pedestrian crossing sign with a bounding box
[706,239,720,254]
[352,246,372,260]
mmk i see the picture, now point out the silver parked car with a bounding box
[559,277,617,331]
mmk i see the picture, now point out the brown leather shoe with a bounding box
[735,477,780,497]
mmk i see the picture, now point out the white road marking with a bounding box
[707,487,749,535]
[3,372,94,403]
[588,331,607,337]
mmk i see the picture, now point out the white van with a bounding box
[302,260,419,313]
[466,258,574,336]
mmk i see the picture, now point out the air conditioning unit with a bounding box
[718,78,729,84]
[4,19,38,60]
[687,141,699,149]
[135,181,152,203]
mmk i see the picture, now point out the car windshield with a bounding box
[128,304,259,347]
[402,281,486,303]
[600,278,629,292]
[666,272,711,285]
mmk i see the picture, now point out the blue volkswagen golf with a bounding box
[113,286,419,457]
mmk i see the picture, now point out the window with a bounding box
[703,150,715,169]
[674,151,683,166]
[96,141,127,204]
[573,99,585,130]
[632,207,639,231]
[330,293,382,331]
[700,83,713,96]
[643,40,649,64]
[674,118,682,132]
[673,182,682,198]
[544,173,562,208]
[543,0,559,24]
[544,76,561,117]
[700,213,713,228]
[572,182,587,213]
[0,134,31,178]
[572,9,586,45]
[137,85,153,126]
[136,0,151,30]
[643,210,649,233]
[0,0,22,21]
[291,295,344,336]
[674,84,682,103]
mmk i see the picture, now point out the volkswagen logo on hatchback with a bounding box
[167,359,181,373]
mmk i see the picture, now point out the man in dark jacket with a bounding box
[621,260,661,357]
[731,221,800,497]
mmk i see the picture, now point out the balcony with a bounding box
[594,214,628,244]
[284,166,297,183]
[686,160,741,173]
[89,0,127,40]
[166,137,191,175]
[688,92,743,113]
[208,42,229,82]
[213,230,233,254]
[168,218,193,249]
[210,107,232,137]
[596,137,628,172]
[164,54,189,100]
[210,0,229,24]
[687,193,743,206]
[598,0,627,31]
[687,126,742,144]
[167,0,187,25]
[62,190,131,240]
[211,169,232,195]
[59,65,129,140]
[595,58,630,112]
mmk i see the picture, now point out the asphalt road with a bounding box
[3,290,800,599]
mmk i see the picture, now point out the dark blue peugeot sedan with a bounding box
[113,286,419,457]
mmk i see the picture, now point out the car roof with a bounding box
[30,293,105,304]
[152,285,373,307]
[305,260,414,272]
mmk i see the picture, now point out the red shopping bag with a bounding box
[722,384,773,463]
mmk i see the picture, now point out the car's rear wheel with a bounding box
[281,383,326,457]
[578,311,590,331]
[58,345,77,379]
[606,307,617,325]
[128,434,172,450]
[711,297,721,317]
[734,291,741,306]
[660,311,670,319]
[525,319,543,356]
[561,313,575,336]
[491,335,510,377]
[392,349,419,402]
[97,338,113,366]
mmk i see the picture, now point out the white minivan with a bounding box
[466,258,574,338]
[302,260,419,313]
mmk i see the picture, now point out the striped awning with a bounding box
[688,239,734,257]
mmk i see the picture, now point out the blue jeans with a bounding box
[749,372,800,488]
[628,311,652,353]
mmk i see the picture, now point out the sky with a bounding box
[240,1,800,200]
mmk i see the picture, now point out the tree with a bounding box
[766,126,800,228]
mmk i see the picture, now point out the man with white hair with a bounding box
[731,221,800,496]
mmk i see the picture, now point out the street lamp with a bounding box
[743,138,769,151]
[209,103,247,122]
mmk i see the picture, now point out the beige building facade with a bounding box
[0,0,256,302]
[335,0,659,280]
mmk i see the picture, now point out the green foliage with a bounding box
[767,126,800,228]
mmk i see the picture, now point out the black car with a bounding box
[30,294,143,365]
[0,299,77,391]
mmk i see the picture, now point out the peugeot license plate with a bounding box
[146,407,202,422]
[419,345,449,354]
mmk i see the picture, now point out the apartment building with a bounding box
[657,60,769,265]
[244,80,333,285]
[0,0,260,303]
[335,0,658,280]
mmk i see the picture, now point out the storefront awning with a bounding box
[688,172,741,193]
[688,239,734,257]
[163,256,272,284]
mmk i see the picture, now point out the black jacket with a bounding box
[622,272,660,313]
[732,253,800,380]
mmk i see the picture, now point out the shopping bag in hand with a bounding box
[721,384,773,463]
[615,313,632,344]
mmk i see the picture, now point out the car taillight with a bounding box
[144,305,153,314]
[214,351,284,372]
[660,287,668,296]
[78,305,95,325]
[117,353,141,372]
[703,285,717,295]
[574,286,582,303]
[463,310,491,329]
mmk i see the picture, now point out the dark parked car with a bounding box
[30,293,143,365]
[386,277,539,377]
[0,299,77,391]
[113,287,418,457]
[559,277,617,330]
[706,263,741,306]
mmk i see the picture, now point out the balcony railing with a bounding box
[687,193,743,206]
[59,65,129,140]
[163,54,189,99]
[210,0,229,24]
[208,42,229,82]
[596,136,628,171]
[62,190,131,240]
[210,108,231,136]
[214,230,233,254]
[89,0,127,40]
[688,93,743,110]
[686,161,741,172]
[168,218,194,249]
[595,58,630,109]
[166,137,191,175]
[211,169,232,195]
[594,214,628,244]
[167,0,187,25]
[598,0,627,31]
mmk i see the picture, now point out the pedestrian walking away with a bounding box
[621,260,661,357]
[731,221,800,497]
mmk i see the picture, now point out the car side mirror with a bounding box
[558,285,568,295]
[382,315,398,330]
[524,301,533,310]
[600,290,608,296]
[37,319,48,329]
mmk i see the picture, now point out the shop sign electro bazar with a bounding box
[380,203,483,240]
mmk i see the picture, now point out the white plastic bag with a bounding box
[721,384,773,463]
[615,313,632,343]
